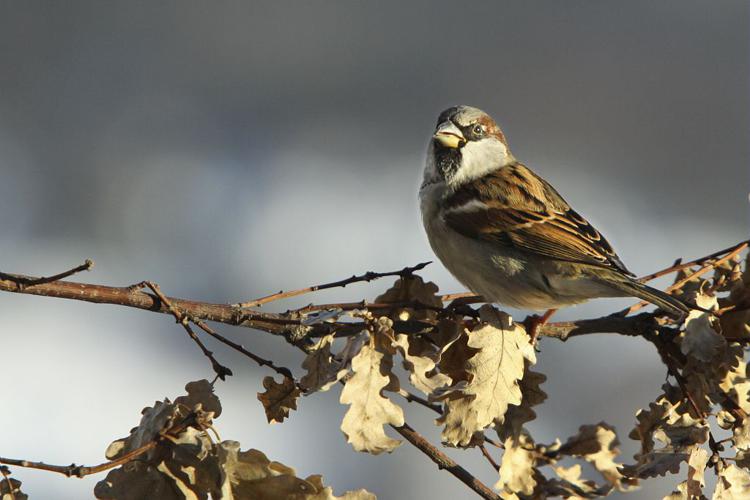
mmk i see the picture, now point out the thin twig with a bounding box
[0,259,93,290]
[398,389,442,414]
[479,444,500,472]
[237,261,431,308]
[294,299,446,315]
[0,273,298,332]
[142,282,233,380]
[0,441,156,478]
[636,239,749,283]
[621,242,748,316]
[391,423,501,500]
[191,317,294,380]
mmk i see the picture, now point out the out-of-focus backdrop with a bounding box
[1,2,747,499]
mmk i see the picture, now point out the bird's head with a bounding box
[428,105,514,188]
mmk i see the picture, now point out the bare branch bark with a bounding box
[236,261,432,308]
[392,423,501,500]
[0,441,156,478]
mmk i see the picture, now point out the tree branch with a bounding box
[236,261,431,308]
[0,441,156,478]
[391,423,501,500]
[139,281,233,380]
[0,259,93,289]
[1,239,746,347]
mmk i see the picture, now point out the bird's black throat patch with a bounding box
[434,145,462,182]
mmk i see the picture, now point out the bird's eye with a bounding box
[472,124,483,135]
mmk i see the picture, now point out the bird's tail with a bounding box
[610,278,691,319]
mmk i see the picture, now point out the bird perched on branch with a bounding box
[419,105,689,338]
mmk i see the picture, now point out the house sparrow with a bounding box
[419,105,690,326]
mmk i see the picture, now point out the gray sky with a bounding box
[1,2,748,498]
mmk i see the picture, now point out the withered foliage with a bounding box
[4,247,750,499]
[0,466,27,500]
[94,380,374,500]
[277,253,750,499]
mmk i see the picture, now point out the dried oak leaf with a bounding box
[496,366,547,442]
[304,475,377,500]
[677,337,742,426]
[339,343,404,454]
[95,461,180,500]
[496,433,537,496]
[104,400,179,461]
[680,293,725,363]
[623,392,708,479]
[257,376,301,424]
[713,464,750,500]
[156,426,219,495]
[300,334,348,394]
[219,441,376,500]
[0,467,28,500]
[435,320,475,386]
[393,333,453,396]
[662,446,708,500]
[559,422,635,490]
[719,355,750,415]
[98,423,216,498]
[720,253,750,340]
[374,275,442,321]
[436,306,533,447]
[730,417,750,452]
[174,379,222,417]
[543,464,612,499]
[712,255,743,292]
[672,268,709,303]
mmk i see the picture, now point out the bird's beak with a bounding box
[433,121,465,149]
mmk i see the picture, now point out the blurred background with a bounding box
[0,1,747,498]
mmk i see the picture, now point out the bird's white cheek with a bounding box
[449,139,511,187]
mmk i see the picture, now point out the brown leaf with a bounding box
[712,254,743,292]
[680,293,725,363]
[304,474,377,500]
[219,443,377,499]
[104,400,179,460]
[720,254,750,339]
[174,379,222,417]
[300,335,347,394]
[436,306,532,447]
[713,463,750,500]
[719,349,750,413]
[374,275,442,321]
[624,392,708,479]
[496,433,537,496]
[0,467,27,500]
[496,367,547,442]
[95,461,180,500]
[559,422,634,490]
[544,464,612,498]
[672,268,710,303]
[621,451,689,479]
[257,376,301,424]
[662,447,708,500]
[393,333,453,396]
[436,322,475,386]
[339,343,404,454]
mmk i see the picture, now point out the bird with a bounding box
[419,105,690,338]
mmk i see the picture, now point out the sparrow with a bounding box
[419,105,690,325]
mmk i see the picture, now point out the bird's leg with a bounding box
[525,308,558,345]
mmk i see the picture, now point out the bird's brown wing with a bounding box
[443,163,633,275]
